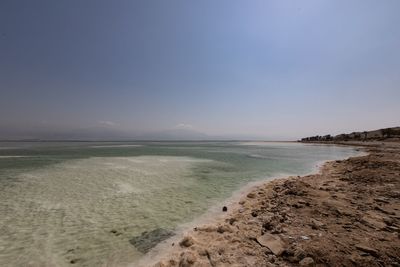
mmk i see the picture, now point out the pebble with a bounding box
[299,257,315,267]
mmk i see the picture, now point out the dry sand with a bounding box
[146,141,400,267]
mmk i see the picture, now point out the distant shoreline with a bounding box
[0,140,297,143]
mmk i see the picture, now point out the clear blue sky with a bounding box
[1,0,399,139]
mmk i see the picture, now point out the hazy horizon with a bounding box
[1,0,399,140]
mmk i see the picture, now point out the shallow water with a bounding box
[0,141,359,266]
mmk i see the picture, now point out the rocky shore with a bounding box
[148,141,400,267]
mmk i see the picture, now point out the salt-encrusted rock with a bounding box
[179,236,195,247]
[299,257,315,267]
[256,233,285,255]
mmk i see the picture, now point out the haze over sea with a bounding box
[0,141,358,266]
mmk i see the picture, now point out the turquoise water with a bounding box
[0,141,358,266]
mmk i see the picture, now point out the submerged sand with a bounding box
[144,141,400,267]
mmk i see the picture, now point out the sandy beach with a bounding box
[147,141,400,267]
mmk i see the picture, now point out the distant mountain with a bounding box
[137,128,210,140]
[0,126,212,141]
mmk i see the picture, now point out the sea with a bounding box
[0,141,359,266]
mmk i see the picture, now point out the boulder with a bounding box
[256,234,285,256]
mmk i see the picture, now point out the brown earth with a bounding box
[150,142,400,267]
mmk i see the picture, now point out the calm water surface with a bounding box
[0,141,359,266]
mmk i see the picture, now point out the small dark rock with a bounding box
[263,221,274,230]
[222,206,228,212]
[179,236,195,247]
[70,259,81,264]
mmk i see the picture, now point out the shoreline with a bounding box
[141,141,400,267]
[134,142,368,267]
[135,173,304,267]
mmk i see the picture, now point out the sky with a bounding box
[0,0,399,140]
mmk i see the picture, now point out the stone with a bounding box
[262,220,274,230]
[222,206,228,212]
[385,225,400,232]
[217,224,232,234]
[256,234,285,256]
[293,247,307,261]
[299,257,315,267]
[110,229,122,236]
[383,217,394,226]
[179,236,195,247]
[179,251,197,267]
[374,197,389,204]
[361,215,386,229]
[355,244,379,257]
[336,208,352,216]
[228,217,236,225]
[247,192,256,198]
[69,259,81,264]
[310,219,324,229]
